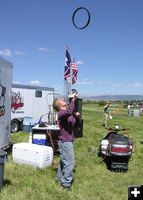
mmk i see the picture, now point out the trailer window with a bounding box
[35,90,42,97]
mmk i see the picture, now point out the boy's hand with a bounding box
[68,92,78,101]
[75,112,80,117]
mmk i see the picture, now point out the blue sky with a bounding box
[0,0,143,96]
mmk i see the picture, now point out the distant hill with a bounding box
[81,95,143,101]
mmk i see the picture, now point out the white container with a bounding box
[12,142,53,169]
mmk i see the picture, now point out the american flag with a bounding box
[71,58,78,84]
[64,47,71,81]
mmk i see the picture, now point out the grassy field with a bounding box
[0,103,143,200]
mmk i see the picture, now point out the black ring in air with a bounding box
[72,7,90,30]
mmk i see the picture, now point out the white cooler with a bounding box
[12,142,53,169]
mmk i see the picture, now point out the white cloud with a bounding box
[77,79,94,85]
[77,79,137,88]
[0,48,26,57]
[96,81,143,88]
[76,60,84,65]
[29,80,42,85]
[0,48,12,57]
[14,50,26,55]
[37,47,53,53]
[129,82,143,87]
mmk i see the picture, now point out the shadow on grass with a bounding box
[5,142,14,155]
[3,179,12,186]
[98,152,129,172]
[0,179,12,192]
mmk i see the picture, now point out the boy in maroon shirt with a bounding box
[53,93,80,190]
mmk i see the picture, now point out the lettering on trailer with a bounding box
[11,111,24,114]
[11,91,24,111]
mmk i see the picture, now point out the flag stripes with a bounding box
[71,58,78,84]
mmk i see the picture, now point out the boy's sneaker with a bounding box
[60,183,71,191]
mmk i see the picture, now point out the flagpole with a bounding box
[64,79,72,103]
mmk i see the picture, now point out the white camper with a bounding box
[0,57,13,150]
[11,84,54,133]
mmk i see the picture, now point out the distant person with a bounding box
[53,92,80,191]
[127,104,131,116]
[140,105,143,114]
[104,101,111,129]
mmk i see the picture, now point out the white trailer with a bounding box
[0,57,13,150]
[11,84,54,133]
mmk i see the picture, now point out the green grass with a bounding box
[1,104,143,200]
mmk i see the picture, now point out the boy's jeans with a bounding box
[57,141,75,187]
